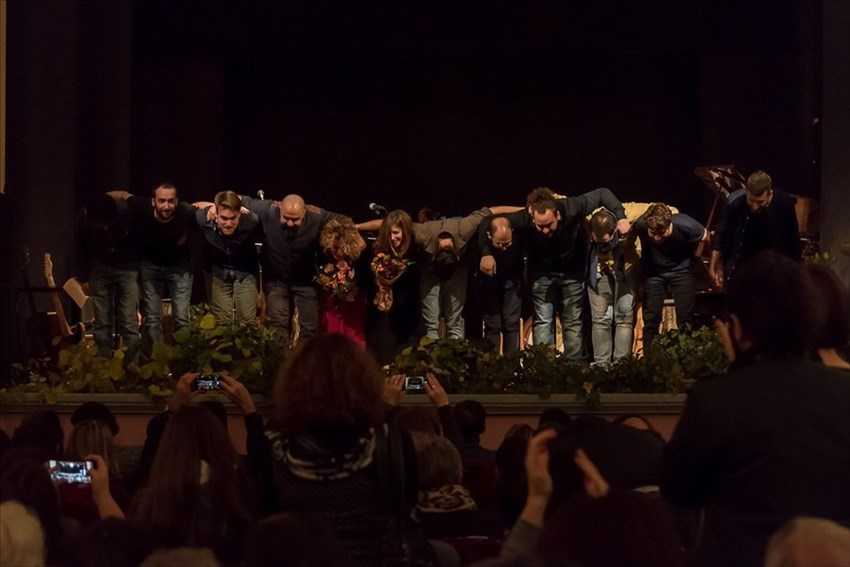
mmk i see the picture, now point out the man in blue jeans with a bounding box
[586,209,640,366]
[77,194,140,363]
[634,202,709,349]
[110,184,196,355]
[481,188,630,360]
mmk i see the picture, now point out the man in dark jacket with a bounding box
[709,170,801,288]
[661,252,850,567]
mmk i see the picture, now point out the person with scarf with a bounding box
[586,209,641,366]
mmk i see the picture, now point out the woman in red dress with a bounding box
[317,218,368,348]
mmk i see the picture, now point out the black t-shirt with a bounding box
[636,213,704,273]
[128,195,196,266]
[195,207,262,276]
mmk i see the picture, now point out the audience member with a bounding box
[243,512,352,567]
[662,252,850,567]
[764,516,850,567]
[60,419,129,526]
[0,455,72,565]
[536,408,571,432]
[261,334,419,567]
[128,406,256,564]
[139,547,221,567]
[10,410,64,460]
[453,399,499,510]
[0,500,47,567]
[73,517,160,567]
[384,371,463,452]
[806,263,850,369]
[412,434,505,541]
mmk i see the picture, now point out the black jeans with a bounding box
[642,268,696,349]
[480,281,522,354]
[264,280,319,355]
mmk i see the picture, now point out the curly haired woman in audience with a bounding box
[262,334,419,567]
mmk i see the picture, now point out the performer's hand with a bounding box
[616,218,631,235]
[424,372,449,408]
[219,373,256,415]
[480,255,497,277]
[206,205,218,222]
[169,372,200,412]
[383,373,405,406]
[710,266,724,290]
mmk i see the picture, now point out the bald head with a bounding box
[488,217,513,251]
[279,194,306,229]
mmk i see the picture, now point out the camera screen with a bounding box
[193,374,221,391]
[404,376,426,391]
[48,460,93,484]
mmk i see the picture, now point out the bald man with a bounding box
[476,216,524,353]
[240,193,352,353]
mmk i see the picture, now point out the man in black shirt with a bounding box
[77,194,140,363]
[480,187,629,361]
[635,203,708,349]
[195,191,262,326]
[111,183,196,352]
[476,216,524,354]
[709,170,802,288]
[240,193,352,354]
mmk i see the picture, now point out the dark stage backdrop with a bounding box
[128,0,817,220]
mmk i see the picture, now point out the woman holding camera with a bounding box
[258,333,420,567]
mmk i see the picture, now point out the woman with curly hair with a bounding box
[365,209,422,365]
[264,334,419,567]
[317,217,368,348]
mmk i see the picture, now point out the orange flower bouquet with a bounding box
[371,253,413,312]
[315,260,358,301]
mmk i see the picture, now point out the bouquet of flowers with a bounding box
[315,260,358,301]
[371,252,413,312]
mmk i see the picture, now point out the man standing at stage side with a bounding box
[476,216,524,353]
[480,187,630,361]
[195,191,262,326]
[635,202,709,349]
[77,194,140,363]
[709,170,801,288]
[110,184,196,354]
[239,193,352,354]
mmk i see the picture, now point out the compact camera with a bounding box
[192,373,222,391]
[403,376,428,392]
[47,460,94,484]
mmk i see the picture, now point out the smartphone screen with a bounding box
[192,374,221,391]
[404,376,426,392]
[47,460,93,484]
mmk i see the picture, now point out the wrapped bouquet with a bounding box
[315,260,358,301]
[371,252,412,312]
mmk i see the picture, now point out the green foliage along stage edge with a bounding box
[391,325,728,406]
[4,319,726,408]
[3,311,282,404]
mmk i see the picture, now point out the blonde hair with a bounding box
[319,218,362,261]
[0,500,46,567]
[66,419,120,477]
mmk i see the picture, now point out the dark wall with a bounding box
[128,0,816,219]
